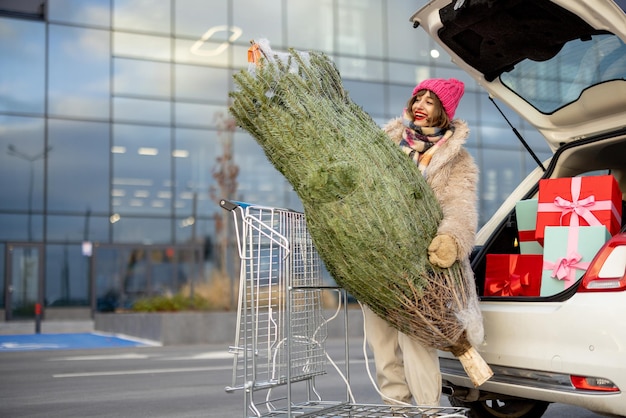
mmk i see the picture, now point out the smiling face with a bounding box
[406,89,449,129]
[411,90,436,127]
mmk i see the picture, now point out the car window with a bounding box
[500,34,626,114]
[579,169,610,177]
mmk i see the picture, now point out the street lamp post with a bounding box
[6,144,52,327]
[7,144,53,242]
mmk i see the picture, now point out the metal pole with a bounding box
[35,302,42,334]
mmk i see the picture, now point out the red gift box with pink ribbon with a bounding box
[484,254,542,297]
[535,175,622,245]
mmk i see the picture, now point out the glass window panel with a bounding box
[387,84,415,120]
[0,18,45,114]
[466,145,480,165]
[113,32,171,60]
[0,214,44,241]
[175,103,228,128]
[175,247,206,291]
[175,0,227,38]
[175,64,230,102]
[100,246,190,305]
[174,127,221,218]
[387,3,432,62]
[455,90,479,125]
[287,0,334,53]
[479,148,523,226]
[113,0,171,34]
[48,0,111,27]
[45,244,90,307]
[372,115,388,128]
[47,215,110,242]
[233,0,283,46]
[434,66,474,88]
[519,124,551,153]
[94,246,134,311]
[0,2,44,17]
[176,217,215,245]
[0,243,4,308]
[525,150,552,175]
[284,189,304,212]
[479,95,510,126]
[336,56,384,81]
[112,217,173,243]
[48,25,110,119]
[113,97,171,124]
[337,0,383,57]
[113,124,172,216]
[177,219,215,250]
[47,119,110,212]
[343,80,385,118]
[429,44,455,65]
[149,247,188,296]
[113,58,171,98]
[233,132,293,208]
[0,115,46,212]
[478,124,523,148]
[175,38,230,67]
[388,63,431,87]
[232,43,255,69]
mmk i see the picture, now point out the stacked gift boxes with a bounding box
[484,175,622,297]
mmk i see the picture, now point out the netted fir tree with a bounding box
[228,40,492,386]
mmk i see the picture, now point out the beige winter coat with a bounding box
[383,118,479,261]
[380,117,484,348]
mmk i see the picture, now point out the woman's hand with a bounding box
[428,234,457,268]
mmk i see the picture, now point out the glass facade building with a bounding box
[0,0,551,320]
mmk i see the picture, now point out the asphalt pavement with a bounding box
[0,320,609,418]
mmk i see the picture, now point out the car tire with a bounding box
[448,395,550,418]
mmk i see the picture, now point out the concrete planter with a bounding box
[95,311,238,345]
[94,308,365,346]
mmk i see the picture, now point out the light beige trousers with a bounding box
[362,304,441,406]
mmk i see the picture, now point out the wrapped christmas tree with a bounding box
[229,39,492,386]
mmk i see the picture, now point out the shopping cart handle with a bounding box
[220,199,255,211]
[220,199,239,211]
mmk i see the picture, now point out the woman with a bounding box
[363,78,480,406]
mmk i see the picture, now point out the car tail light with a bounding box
[571,375,620,392]
[579,233,626,292]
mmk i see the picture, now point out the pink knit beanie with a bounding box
[412,78,465,120]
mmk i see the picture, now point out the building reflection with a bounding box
[0,0,551,320]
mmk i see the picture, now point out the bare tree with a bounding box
[209,112,239,308]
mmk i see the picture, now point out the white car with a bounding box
[411,1,626,417]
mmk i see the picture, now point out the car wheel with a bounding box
[448,395,550,418]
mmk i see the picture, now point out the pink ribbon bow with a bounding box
[543,224,591,287]
[554,177,611,227]
[552,177,602,227]
[543,251,590,282]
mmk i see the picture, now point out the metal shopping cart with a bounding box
[221,200,468,418]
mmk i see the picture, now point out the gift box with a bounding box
[540,226,611,296]
[515,199,543,254]
[485,254,543,297]
[535,175,622,244]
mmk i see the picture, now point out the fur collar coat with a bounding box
[383,117,479,260]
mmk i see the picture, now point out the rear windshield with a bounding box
[500,34,626,114]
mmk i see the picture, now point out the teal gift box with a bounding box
[540,226,611,296]
[515,199,543,254]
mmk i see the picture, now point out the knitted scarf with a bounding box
[399,113,454,174]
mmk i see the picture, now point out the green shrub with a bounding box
[131,293,212,312]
